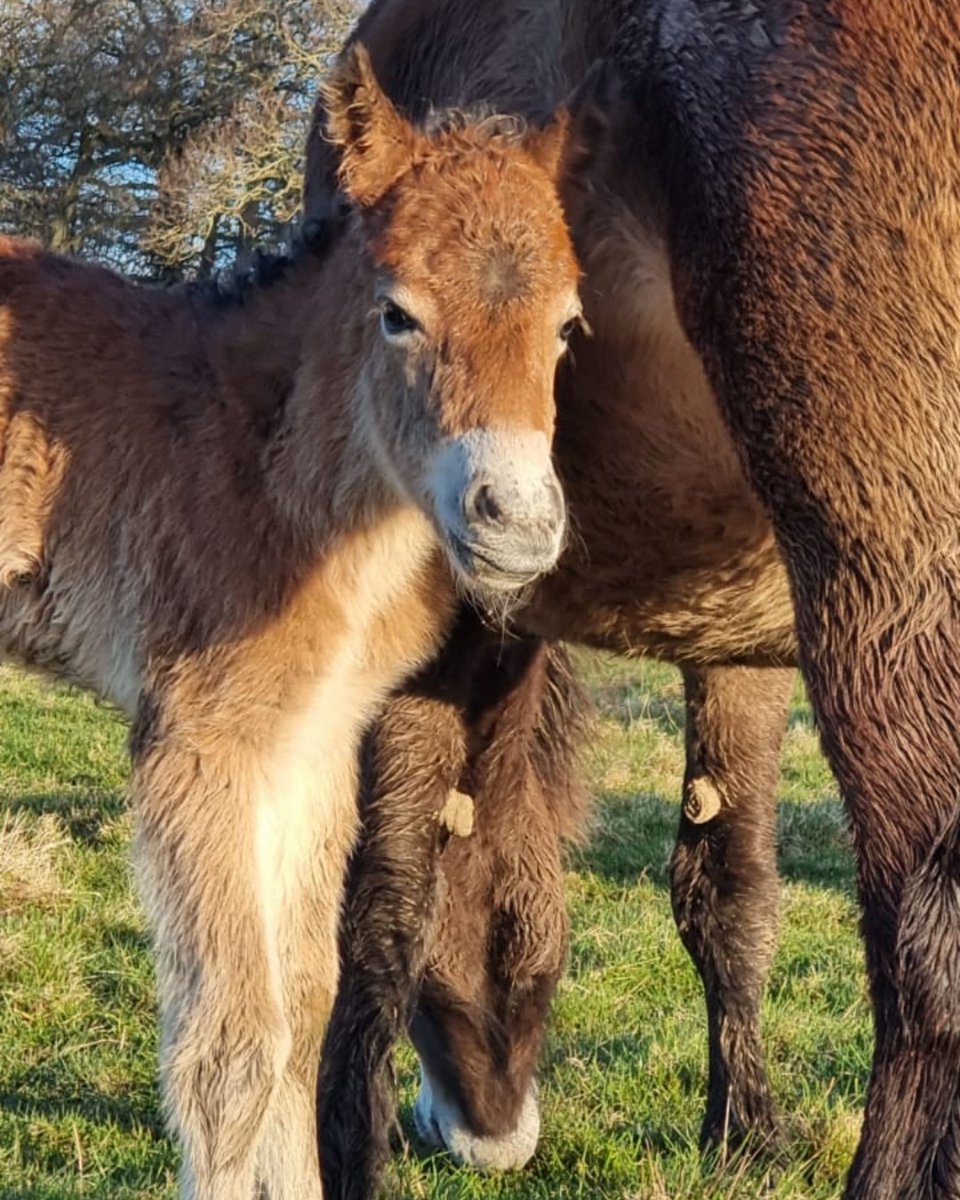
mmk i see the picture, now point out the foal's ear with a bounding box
[525,59,620,185]
[321,43,417,207]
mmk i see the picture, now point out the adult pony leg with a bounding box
[670,664,793,1154]
[828,641,960,1200]
[618,2,960,1189]
[317,685,465,1200]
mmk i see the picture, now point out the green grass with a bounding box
[0,655,869,1199]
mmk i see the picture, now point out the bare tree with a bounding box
[0,0,358,278]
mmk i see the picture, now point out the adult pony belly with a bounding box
[514,200,798,667]
[521,529,796,665]
[518,363,798,666]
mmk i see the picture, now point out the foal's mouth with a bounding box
[445,531,557,594]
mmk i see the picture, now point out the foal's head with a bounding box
[323,46,584,595]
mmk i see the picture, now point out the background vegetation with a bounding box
[0,655,870,1199]
[0,0,357,278]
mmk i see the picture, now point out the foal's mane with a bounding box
[183,217,336,314]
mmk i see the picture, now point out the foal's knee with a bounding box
[897,811,960,1046]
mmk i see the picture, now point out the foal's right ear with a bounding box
[321,44,417,207]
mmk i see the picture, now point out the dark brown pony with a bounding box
[311,4,960,1200]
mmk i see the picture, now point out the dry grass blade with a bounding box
[0,809,68,916]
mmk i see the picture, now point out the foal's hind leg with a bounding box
[670,663,793,1154]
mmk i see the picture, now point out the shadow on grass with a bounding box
[0,1084,165,1141]
[2,789,125,845]
[572,792,855,896]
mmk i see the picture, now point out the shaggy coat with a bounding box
[307,3,795,1194]
[310,4,960,1200]
[0,46,586,1200]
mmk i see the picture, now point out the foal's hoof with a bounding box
[440,789,475,838]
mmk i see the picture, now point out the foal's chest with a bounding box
[285,513,453,767]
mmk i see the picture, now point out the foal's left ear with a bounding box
[524,59,620,185]
[321,43,417,207]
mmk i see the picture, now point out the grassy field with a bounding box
[0,654,870,1199]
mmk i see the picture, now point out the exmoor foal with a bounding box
[0,47,583,1199]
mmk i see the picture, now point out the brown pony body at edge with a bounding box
[0,45,586,1200]
[310,4,960,1200]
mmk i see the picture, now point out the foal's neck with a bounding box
[191,247,325,446]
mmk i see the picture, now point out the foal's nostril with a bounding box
[465,480,503,525]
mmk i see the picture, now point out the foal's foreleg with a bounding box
[257,755,358,1200]
[670,663,793,1154]
[133,742,292,1200]
[134,734,346,1200]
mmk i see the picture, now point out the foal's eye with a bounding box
[380,300,419,338]
[558,316,580,343]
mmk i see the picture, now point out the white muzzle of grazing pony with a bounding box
[413,1063,540,1172]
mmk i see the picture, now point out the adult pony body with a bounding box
[310,4,960,1200]
[308,1,793,1192]
[0,46,584,1200]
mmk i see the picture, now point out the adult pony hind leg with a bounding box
[670,664,793,1155]
[618,2,960,1192]
[832,639,960,1200]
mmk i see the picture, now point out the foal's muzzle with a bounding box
[414,1064,541,1172]
[429,430,566,593]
